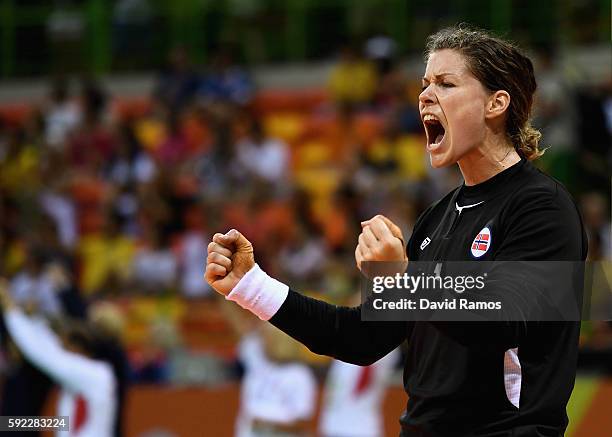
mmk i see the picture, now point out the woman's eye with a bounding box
[440,82,455,88]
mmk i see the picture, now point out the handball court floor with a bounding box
[39,376,612,436]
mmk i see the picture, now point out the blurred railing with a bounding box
[0,0,610,78]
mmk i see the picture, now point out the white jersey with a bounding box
[4,309,116,437]
[319,350,399,437]
[236,334,317,437]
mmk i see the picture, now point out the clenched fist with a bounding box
[205,229,255,296]
[355,215,408,274]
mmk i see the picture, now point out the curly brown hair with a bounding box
[425,24,544,160]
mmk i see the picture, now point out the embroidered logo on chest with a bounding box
[420,237,431,250]
[470,227,492,258]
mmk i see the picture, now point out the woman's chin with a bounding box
[428,143,454,168]
[429,155,450,168]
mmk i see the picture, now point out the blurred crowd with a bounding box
[0,33,610,416]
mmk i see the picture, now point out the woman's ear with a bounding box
[485,90,511,119]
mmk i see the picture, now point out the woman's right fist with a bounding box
[205,229,255,296]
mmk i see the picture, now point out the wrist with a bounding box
[226,264,289,321]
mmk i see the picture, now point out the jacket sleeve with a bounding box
[270,289,409,365]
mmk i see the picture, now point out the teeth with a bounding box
[423,114,438,122]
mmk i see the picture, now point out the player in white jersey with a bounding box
[221,303,317,437]
[0,281,116,437]
[319,347,399,437]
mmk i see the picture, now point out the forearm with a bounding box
[271,289,406,365]
[4,309,102,393]
[4,309,58,369]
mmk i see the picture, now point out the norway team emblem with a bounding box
[471,227,491,258]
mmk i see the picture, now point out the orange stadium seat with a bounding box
[0,104,33,127]
[252,88,328,114]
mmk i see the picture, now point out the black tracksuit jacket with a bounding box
[270,158,588,436]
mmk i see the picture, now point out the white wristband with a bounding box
[225,264,289,321]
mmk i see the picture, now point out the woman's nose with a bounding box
[419,85,436,106]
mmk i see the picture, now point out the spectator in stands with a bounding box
[198,45,254,107]
[154,113,190,166]
[532,48,577,153]
[278,218,327,287]
[106,118,157,187]
[195,119,236,199]
[581,192,611,260]
[153,46,200,113]
[234,116,289,187]
[81,76,109,125]
[77,213,135,295]
[44,76,81,150]
[328,43,378,109]
[40,179,78,250]
[378,78,420,137]
[177,204,212,298]
[130,318,175,383]
[0,127,41,197]
[373,61,409,114]
[132,223,178,292]
[365,32,398,77]
[363,116,427,183]
[68,102,115,172]
[364,32,407,113]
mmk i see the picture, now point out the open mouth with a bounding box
[423,116,446,149]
